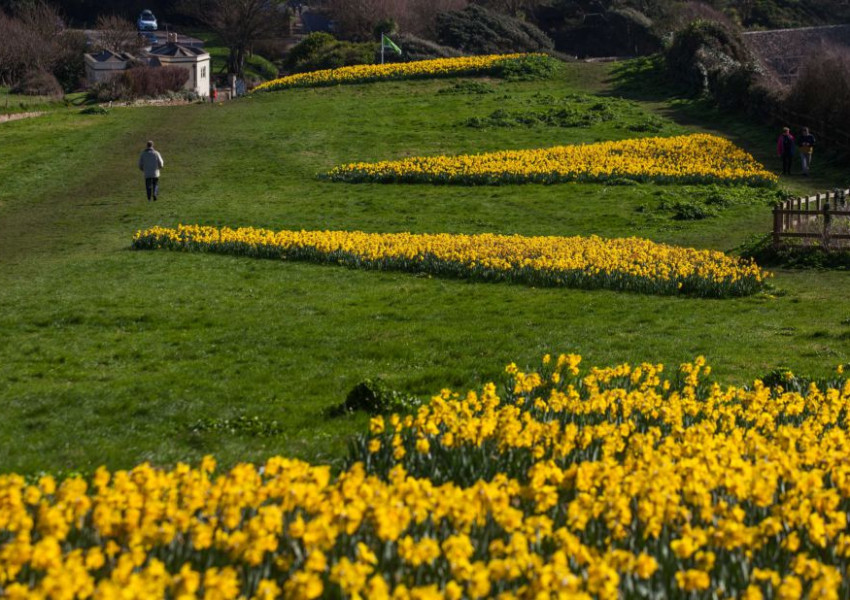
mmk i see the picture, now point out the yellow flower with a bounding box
[675,569,711,592]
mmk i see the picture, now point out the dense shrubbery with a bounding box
[88,67,189,101]
[534,3,661,57]
[741,233,850,269]
[319,0,468,40]
[786,47,850,140]
[389,34,464,62]
[284,32,378,74]
[10,70,63,97]
[436,5,553,55]
[665,19,753,97]
[0,4,86,93]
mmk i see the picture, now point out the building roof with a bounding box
[148,43,209,59]
[86,49,136,63]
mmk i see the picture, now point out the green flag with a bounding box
[382,34,402,56]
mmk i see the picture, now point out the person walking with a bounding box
[211,84,218,103]
[797,127,816,176]
[777,127,796,176]
[138,140,164,202]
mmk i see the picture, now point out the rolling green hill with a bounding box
[1,60,848,475]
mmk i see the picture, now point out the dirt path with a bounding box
[0,111,45,124]
[0,105,201,266]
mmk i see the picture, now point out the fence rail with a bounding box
[772,188,850,247]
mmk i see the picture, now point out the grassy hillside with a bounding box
[1,61,849,475]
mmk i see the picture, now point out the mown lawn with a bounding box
[1,61,848,475]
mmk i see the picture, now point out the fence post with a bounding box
[773,204,782,247]
[784,198,790,232]
[824,201,832,247]
[795,197,800,230]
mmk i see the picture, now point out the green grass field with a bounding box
[1,61,849,475]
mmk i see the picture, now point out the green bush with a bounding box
[491,53,559,81]
[284,33,377,74]
[740,234,850,270]
[246,54,278,81]
[79,106,108,115]
[436,5,554,55]
[387,34,464,63]
[665,19,753,98]
[188,415,283,437]
[670,199,716,220]
[325,379,421,417]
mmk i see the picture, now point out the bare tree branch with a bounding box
[95,14,143,54]
[180,0,290,78]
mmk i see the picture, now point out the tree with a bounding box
[0,1,84,90]
[472,0,542,18]
[318,0,468,40]
[94,14,142,53]
[179,0,290,79]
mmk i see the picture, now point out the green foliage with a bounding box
[628,117,665,133]
[530,2,661,57]
[389,34,464,63]
[436,5,554,55]
[466,105,615,128]
[373,18,398,38]
[655,185,779,221]
[665,19,753,98]
[326,379,421,417]
[740,235,850,270]
[79,106,108,115]
[464,93,671,131]
[284,33,377,74]
[490,53,559,81]
[669,199,717,220]
[188,415,284,437]
[437,81,497,95]
[246,54,278,81]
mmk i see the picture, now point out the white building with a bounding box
[84,49,137,84]
[147,43,211,98]
[83,42,211,98]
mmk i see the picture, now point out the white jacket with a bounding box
[138,148,164,178]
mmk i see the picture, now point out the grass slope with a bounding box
[1,62,849,475]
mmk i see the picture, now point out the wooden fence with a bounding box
[773,188,850,247]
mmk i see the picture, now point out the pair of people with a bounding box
[777,126,816,176]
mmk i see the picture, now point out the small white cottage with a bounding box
[84,49,137,84]
[84,42,211,98]
[147,43,211,98]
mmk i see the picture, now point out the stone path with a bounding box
[0,111,45,124]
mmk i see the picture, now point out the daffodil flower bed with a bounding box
[326,134,778,186]
[3,355,850,599]
[131,225,770,298]
[251,54,548,92]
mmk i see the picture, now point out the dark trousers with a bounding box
[145,177,159,200]
[782,153,793,175]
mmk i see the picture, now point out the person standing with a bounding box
[798,127,816,176]
[777,127,796,176]
[211,84,218,103]
[138,141,164,202]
